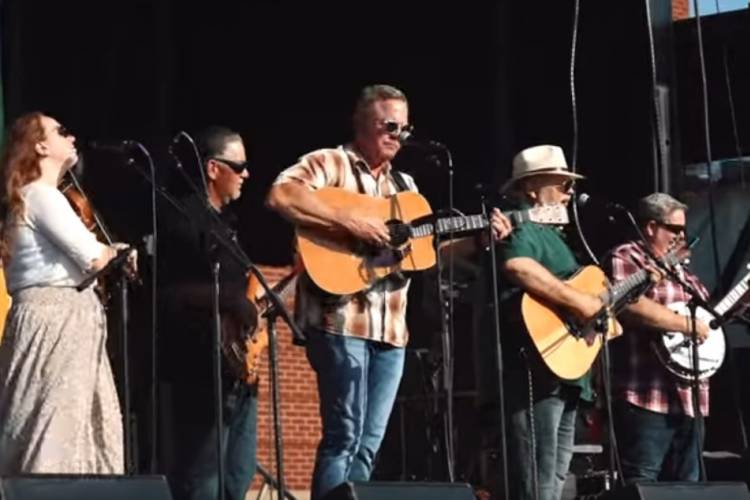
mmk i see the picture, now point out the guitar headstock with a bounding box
[527,204,569,225]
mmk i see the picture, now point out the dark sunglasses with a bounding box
[381,120,414,137]
[656,221,686,234]
[57,125,73,138]
[210,157,248,174]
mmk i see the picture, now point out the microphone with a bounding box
[577,192,626,212]
[88,139,137,154]
[398,130,447,150]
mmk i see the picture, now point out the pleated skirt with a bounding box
[0,286,124,474]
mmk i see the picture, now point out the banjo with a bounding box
[654,267,750,381]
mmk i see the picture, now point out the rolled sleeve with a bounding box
[273,148,347,190]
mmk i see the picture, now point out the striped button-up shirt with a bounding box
[273,145,417,347]
[607,241,709,417]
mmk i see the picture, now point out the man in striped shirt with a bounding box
[267,84,512,499]
[606,193,710,483]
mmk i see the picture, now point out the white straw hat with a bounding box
[501,144,584,192]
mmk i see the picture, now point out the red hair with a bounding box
[0,112,45,262]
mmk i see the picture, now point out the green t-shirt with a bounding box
[497,220,593,401]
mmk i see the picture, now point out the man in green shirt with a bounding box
[497,145,603,500]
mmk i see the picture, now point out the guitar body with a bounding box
[652,302,726,380]
[221,268,299,386]
[297,188,436,295]
[242,273,269,385]
[0,268,9,344]
[521,265,622,380]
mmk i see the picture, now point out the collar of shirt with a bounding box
[342,144,392,177]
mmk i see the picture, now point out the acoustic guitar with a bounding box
[222,267,299,385]
[296,187,569,295]
[521,246,687,380]
[0,268,10,344]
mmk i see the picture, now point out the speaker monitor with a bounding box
[323,481,475,500]
[599,482,750,500]
[0,474,172,500]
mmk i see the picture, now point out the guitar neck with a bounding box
[413,210,534,238]
[605,268,649,307]
[715,269,750,316]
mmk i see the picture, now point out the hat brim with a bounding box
[500,168,585,193]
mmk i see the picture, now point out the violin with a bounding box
[59,170,115,245]
[59,171,139,297]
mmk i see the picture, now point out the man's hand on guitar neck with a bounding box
[489,208,513,241]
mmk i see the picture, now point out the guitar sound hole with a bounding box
[386,220,410,247]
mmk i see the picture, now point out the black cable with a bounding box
[568,0,599,267]
[691,0,723,287]
[717,5,750,454]
[567,0,626,488]
[644,0,668,190]
[722,47,746,190]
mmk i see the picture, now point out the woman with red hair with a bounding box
[0,112,129,474]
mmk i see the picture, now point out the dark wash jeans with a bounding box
[613,400,700,483]
[506,371,580,500]
[160,379,258,500]
[305,329,405,500]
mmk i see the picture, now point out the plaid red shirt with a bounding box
[273,145,417,347]
[607,241,709,417]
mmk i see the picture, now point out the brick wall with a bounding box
[251,265,319,494]
[673,0,690,20]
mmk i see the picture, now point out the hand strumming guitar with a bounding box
[336,209,391,247]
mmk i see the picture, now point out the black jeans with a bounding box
[160,379,258,500]
[613,400,700,483]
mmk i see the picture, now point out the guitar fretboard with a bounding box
[607,268,649,306]
[606,248,684,308]
[410,210,533,238]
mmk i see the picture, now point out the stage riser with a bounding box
[598,482,750,500]
[323,481,474,500]
[0,475,172,500]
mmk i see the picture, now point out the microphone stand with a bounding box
[87,140,159,473]
[167,141,302,500]
[406,137,456,481]
[479,192,510,500]
[621,209,719,481]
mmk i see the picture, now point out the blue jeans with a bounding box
[305,330,405,500]
[613,400,700,483]
[160,380,258,500]
[507,376,579,500]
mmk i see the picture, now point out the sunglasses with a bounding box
[57,125,73,138]
[656,221,686,234]
[210,157,248,174]
[551,178,576,192]
[380,120,414,138]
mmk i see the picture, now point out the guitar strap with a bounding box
[390,170,410,193]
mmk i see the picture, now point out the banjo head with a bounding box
[653,302,726,381]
